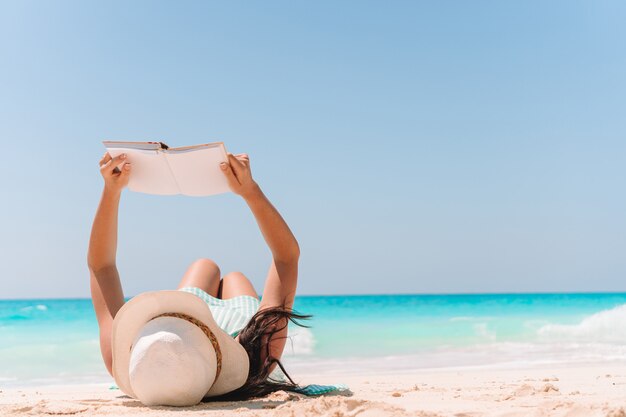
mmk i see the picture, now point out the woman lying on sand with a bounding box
[87,151,314,406]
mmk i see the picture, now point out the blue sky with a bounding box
[1,1,625,298]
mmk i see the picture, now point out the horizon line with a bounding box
[2,289,626,301]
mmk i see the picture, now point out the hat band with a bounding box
[151,312,222,381]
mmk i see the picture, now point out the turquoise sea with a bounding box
[2,293,626,386]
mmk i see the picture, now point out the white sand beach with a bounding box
[2,364,626,417]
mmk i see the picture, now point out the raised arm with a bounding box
[220,154,300,310]
[87,152,131,375]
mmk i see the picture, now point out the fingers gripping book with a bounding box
[103,141,231,196]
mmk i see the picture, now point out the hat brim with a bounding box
[112,290,250,398]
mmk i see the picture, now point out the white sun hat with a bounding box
[111,290,250,406]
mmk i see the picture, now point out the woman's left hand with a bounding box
[220,153,259,198]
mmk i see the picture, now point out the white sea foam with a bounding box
[538,303,626,344]
[473,323,496,341]
[18,304,48,313]
[449,316,475,322]
[284,327,316,356]
[449,316,495,322]
[282,342,626,376]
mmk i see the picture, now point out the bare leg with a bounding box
[219,271,260,300]
[176,258,221,297]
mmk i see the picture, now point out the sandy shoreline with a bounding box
[1,364,626,416]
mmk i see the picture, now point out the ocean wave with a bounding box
[537,303,626,344]
[282,342,626,375]
[449,316,475,322]
[14,304,48,318]
[449,316,495,322]
[473,323,496,341]
[19,304,48,312]
[284,327,316,356]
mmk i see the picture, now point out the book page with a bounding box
[164,144,231,197]
[106,147,179,195]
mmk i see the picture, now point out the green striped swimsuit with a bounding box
[178,287,347,396]
[179,287,260,338]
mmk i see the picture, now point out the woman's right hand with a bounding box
[220,153,260,198]
[99,152,131,193]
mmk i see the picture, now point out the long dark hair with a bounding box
[207,306,312,401]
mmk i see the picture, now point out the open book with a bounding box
[103,141,231,196]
